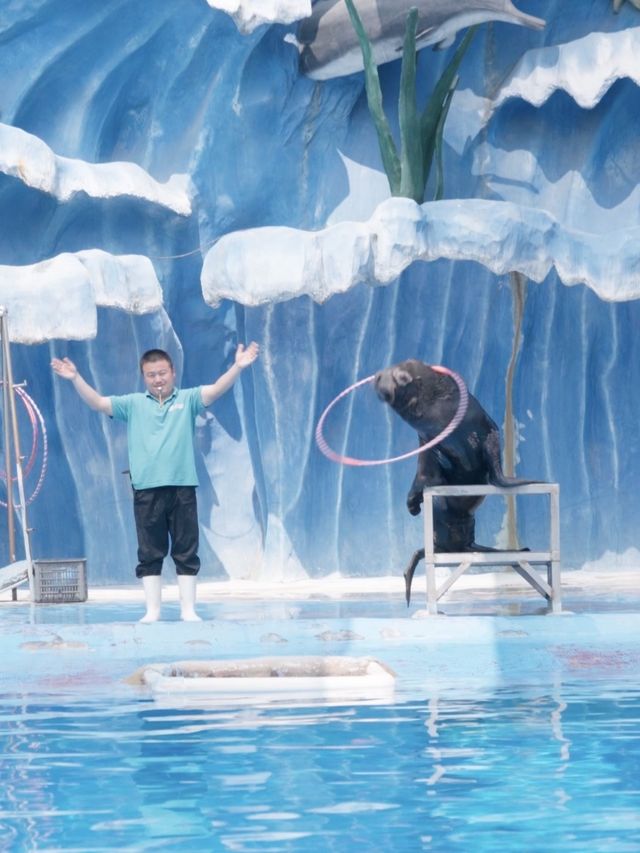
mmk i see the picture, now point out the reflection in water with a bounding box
[0,685,638,850]
[423,679,575,810]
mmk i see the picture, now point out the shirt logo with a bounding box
[168,402,184,412]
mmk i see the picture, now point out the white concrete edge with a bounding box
[2,568,639,605]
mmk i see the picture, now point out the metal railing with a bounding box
[0,306,34,597]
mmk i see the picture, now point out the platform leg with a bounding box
[549,560,562,613]
[422,492,438,615]
[549,486,562,613]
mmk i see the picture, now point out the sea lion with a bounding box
[295,0,545,81]
[374,359,533,604]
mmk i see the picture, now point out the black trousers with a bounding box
[133,486,200,578]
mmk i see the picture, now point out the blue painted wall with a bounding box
[1,0,639,583]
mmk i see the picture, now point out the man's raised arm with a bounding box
[200,342,260,407]
[51,357,113,415]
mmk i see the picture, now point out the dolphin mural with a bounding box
[296,0,545,80]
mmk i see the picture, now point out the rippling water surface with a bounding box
[1,686,639,851]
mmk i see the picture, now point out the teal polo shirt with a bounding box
[110,386,205,490]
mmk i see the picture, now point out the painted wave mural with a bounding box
[1,0,639,584]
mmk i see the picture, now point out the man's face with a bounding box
[142,359,175,400]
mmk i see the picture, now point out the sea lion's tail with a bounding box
[488,474,541,488]
[403,548,425,606]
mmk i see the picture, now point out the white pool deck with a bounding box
[1,569,639,703]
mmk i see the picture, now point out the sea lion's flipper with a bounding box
[488,472,540,487]
[483,429,539,487]
[403,548,425,606]
[470,543,531,553]
[468,542,499,552]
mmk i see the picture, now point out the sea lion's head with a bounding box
[374,359,456,427]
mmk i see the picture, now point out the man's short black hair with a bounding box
[140,349,173,373]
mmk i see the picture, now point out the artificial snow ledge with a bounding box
[0,123,191,215]
[201,196,640,305]
[130,656,395,702]
[494,28,640,112]
[0,250,163,343]
[204,0,311,33]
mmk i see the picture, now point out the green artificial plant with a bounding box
[344,0,476,203]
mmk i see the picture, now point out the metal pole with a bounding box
[549,484,562,614]
[0,309,16,566]
[422,490,438,615]
[0,308,33,595]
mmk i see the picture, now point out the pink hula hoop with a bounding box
[0,386,48,507]
[315,365,469,467]
[0,386,38,480]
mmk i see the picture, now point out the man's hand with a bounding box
[235,341,260,369]
[50,357,112,414]
[201,342,261,407]
[51,357,78,380]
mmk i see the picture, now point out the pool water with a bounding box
[2,685,639,852]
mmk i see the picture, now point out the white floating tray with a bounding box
[138,656,395,700]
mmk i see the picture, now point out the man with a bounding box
[51,341,260,622]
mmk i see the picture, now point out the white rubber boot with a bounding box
[177,574,202,622]
[139,575,162,623]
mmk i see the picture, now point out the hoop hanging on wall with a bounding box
[0,386,48,507]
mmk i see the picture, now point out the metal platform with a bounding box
[421,483,561,615]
